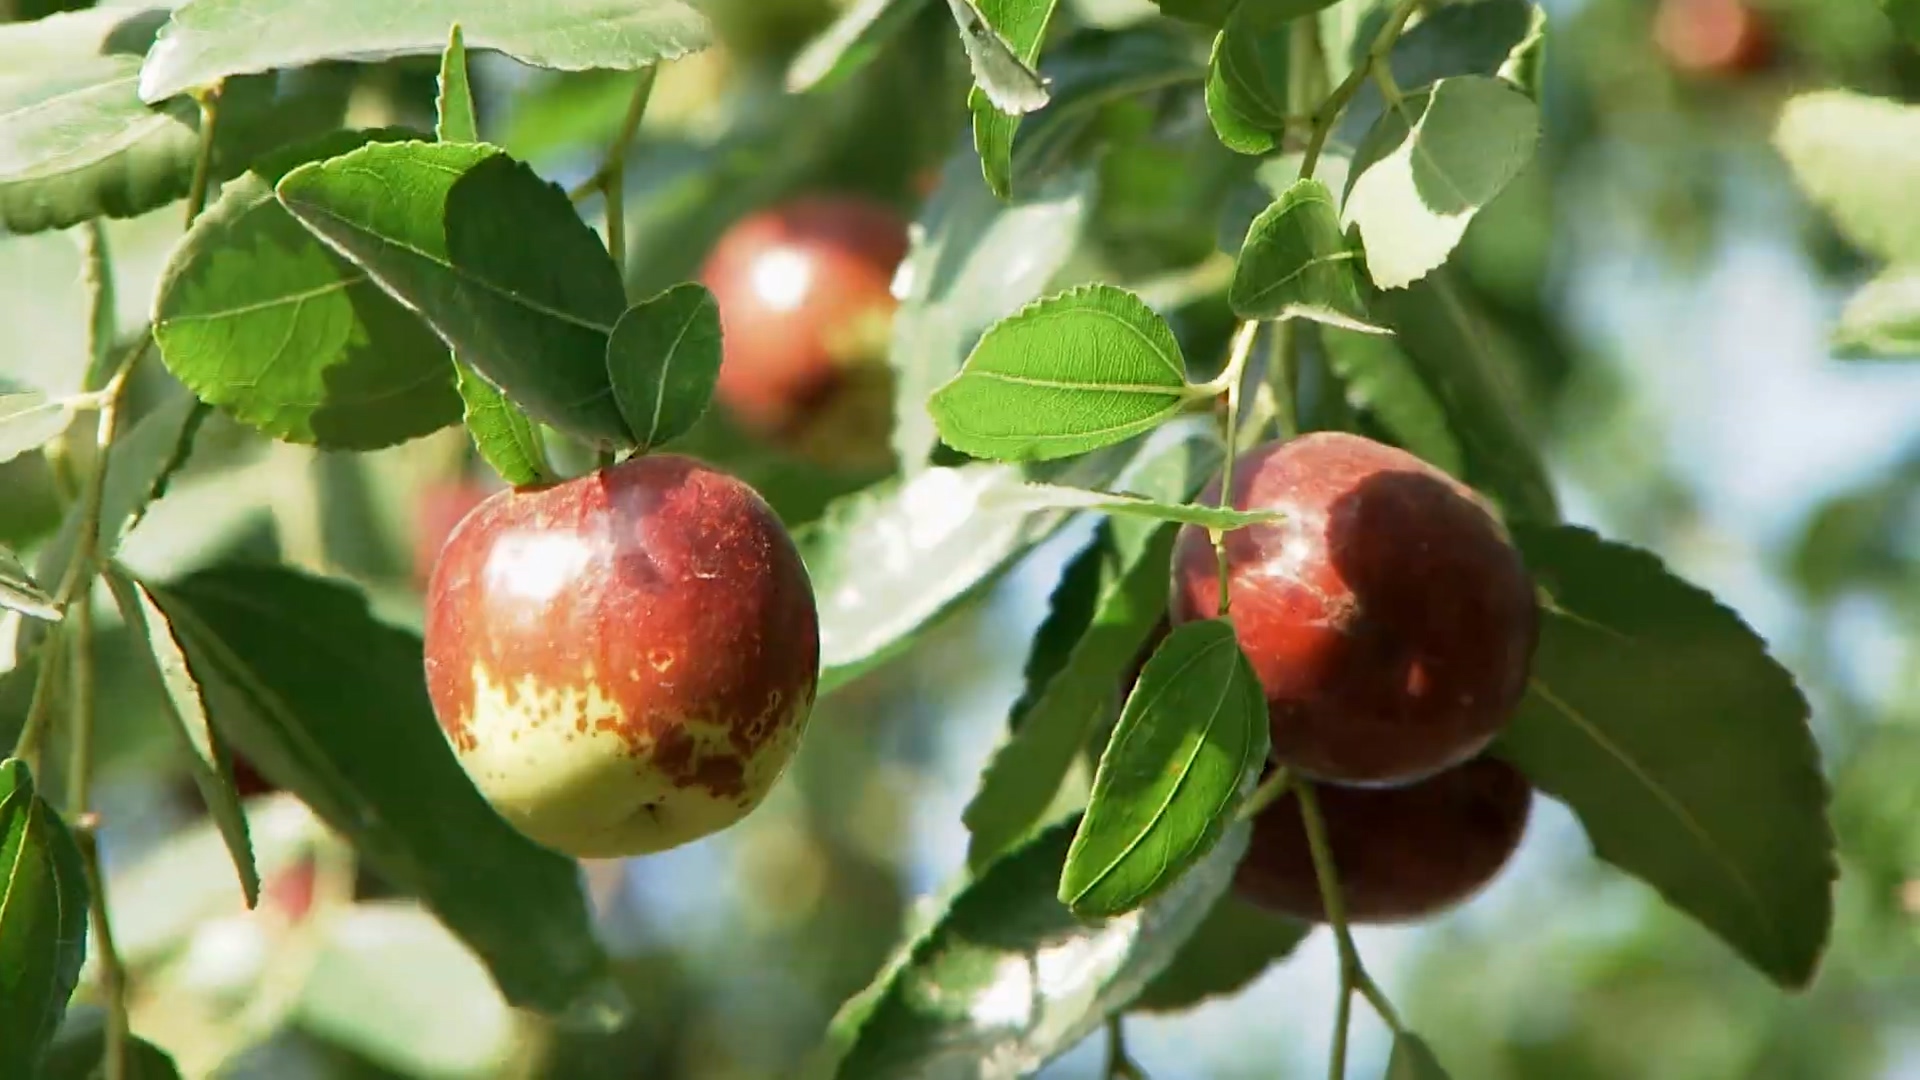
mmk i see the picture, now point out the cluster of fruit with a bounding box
[1159,432,1540,925]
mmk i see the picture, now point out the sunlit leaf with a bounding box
[1775,89,1920,265]
[929,284,1198,462]
[823,817,1249,1078]
[0,393,75,466]
[1060,619,1267,917]
[140,0,712,103]
[1496,525,1836,988]
[1231,178,1385,331]
[1342,75,1539,289]
[889,150,1095,473]
[968,0,1062,198]
[153,129,462,451]
[276,140,633,447]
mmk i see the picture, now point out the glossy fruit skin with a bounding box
[1170,432,1538,786]
[699,196,909,470]
[421,454,820,859]
[1235,757,1533,924]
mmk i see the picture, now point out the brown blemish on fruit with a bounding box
[648,649,676,673]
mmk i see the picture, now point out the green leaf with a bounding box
[148,566,621,1018]
[1131,894,1310,1012]
[1833,268,1920,359]
[787,0,931,95]
[963,432,1220,870]
[103,568,258,909]
[138,0,712,104]
[1336,0,1536,146]
[944,0,1052,118]
[1007,24,1205,192]
[0,10,341,236]
[436,24,478,143]
[984,481,1280,529]
[1774,90,1920,265]
[605,283,722,452]
[1205,1,1320,156]
[1495,525,1836,988]
[889,151,1095,473]
[0,392,76,466]
[1060,618,1268,917]
[42,1007,183,1080]
[823,817,1249,1078]
[430,31,550,484]
[1886,0,1920,44]
[1343,75,1540,290]
[34,388,207,590]
[1319,325,1467,479]
[0,757,90,1079]
[153,130,462,451]
[1231,178,1384,331]
[802,462,1074,688]
[1386,1033,1452,1080]
[0,546,60,623]
[930,284,1197,462]
[968,0,1062,198]
[275,140,633,448]
[454,369,552,488]
[1374,275,1558,522]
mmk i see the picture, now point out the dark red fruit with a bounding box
[1654,0,1774,78]
[698,196,909,470]
[421,455,821,858]
[1235,757,1533,923]
[1169,432,1538,786]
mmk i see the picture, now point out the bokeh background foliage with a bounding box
[0,0,1918,1077]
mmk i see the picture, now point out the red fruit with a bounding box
[421,455,821,858]
[1235,757,1533,923]
[1654,0,1774,78]
[1169,432,1538,786]
[230,755,277,799]
[698,196,909,470]
[413,480,497,588]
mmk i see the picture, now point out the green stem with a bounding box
[184,85,224,228]
[64,590,94,808]
[1236,767,1292,823]
[599,66,657,275]
[12,632,66,770]
[1328,983,1353,1080]
[1104,1016,1148,1080]
[1298,0,1420,179]
[77,830,131,1080]
[1296,780,1407,1069]
[1210,320,1261,618]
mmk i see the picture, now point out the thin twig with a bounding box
[1210,320,1261,618]
[1269,320,1299,442]
[1298,0,1421,179]
[1104,1016,1148,1080]
[77,830,130,1080]
[184,84,225,228]
[1328,982,1353,1080]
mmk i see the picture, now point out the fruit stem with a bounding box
[1299,0,1421,180]
[184,84,224,229]
[599,65,658,277]
[1104,1016,1149,1080]
[1210,320,1261,618]
[1236,767,1292,822]
[1328,982,1353,1080]
[1296,778,1410,1070]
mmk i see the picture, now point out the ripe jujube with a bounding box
[1234,757,1533,923]
[1169,432,1538,786]
[699,196,909,471]
[421,455,820,858]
